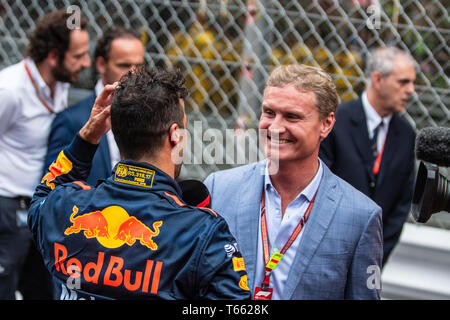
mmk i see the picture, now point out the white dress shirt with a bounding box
[254,160,323,299]
[0,59,69,197]
[361,91,392,153]
[94,80,121,169]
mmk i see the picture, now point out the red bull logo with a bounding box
[114,217,162,250]
[64,205,162,251]
[54,242,163,294]
[65,206,109,239]
[42,151,73,190]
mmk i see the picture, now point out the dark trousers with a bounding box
[0,196,53,299]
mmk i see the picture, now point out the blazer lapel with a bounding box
[93,89,112,176]
[349,99,375,180]
[282,163,342,299]
[376,114,401,186]
[236,161,265,290]
[99,136,112,173]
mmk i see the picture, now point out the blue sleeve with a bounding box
[196,218,252,300]
[44,111,78,176]
[345,206,383,300]
[29,134,98,232]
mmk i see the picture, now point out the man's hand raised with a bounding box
[79,83,117,145]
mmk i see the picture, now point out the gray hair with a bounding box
[365,47,417,86]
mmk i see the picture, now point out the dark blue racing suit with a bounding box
[28,134,251,300]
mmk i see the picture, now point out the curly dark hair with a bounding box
[26,9,88,63]
[111,66,189,160]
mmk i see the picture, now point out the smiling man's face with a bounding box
[259,84,334,164]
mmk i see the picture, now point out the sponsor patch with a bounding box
[41,151,73,190]
[114,164,155,188]
[232,257,246,272]
[224,242,238,258]
[239,275,250,291]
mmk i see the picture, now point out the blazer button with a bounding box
[370,181,376,188]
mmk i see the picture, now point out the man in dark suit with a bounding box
[44,27,145,185]
[320,47,417,266]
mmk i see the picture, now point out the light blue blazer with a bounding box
[204,160,383,299]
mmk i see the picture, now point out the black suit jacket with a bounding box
[44,92,112,186]
[319,98,416,265]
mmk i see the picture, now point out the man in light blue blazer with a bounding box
[204,64,383,300]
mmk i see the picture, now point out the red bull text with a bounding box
[60,205,164,294]
[54,242,163,294]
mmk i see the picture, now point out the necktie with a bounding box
[370,121,384,160]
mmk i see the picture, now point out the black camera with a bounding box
[411,161,450,223]
[411,127,450,223]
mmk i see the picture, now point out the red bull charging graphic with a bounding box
[64,205,162,250]
[57,205,164,295]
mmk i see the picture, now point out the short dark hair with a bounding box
[26,9,88,63]
[94,27,141,62]
[111,66,188,160]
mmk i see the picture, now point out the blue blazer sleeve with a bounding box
[44,93,96,179]
[44,111,78,175]
[345,205,383,299]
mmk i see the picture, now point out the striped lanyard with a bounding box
[24,59,55,114]
[259,188,317,290]
[372,138,387,176]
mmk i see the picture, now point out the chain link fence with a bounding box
[0,0,449,227]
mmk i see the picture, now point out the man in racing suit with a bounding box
[28,67,251,300]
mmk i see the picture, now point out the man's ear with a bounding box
[320,112,335,141]
[47,49,60,68]
[96,56,107,76]
[169,122,187,165]
[169,123,182,147]
[371,71,383,90]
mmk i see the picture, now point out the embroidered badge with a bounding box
[232,257,246,272]
[239,275,250,291]
[41,151,73,190]
[114,164,155,188]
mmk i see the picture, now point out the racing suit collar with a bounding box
[110,160,182,196]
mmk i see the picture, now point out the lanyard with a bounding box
[372,137,387,176]
[24,59,55,114]
[259,187,317,290]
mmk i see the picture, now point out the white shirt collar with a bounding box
[362,91,393,137]
[95,79,104,97]
[25,58,48,92]
[264,160,323,203]
[24,58,70,112]
[25,58,70,96]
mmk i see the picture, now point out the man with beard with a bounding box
[0,9,90,299]
[27,66,251,300]
[45,27,145,186]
